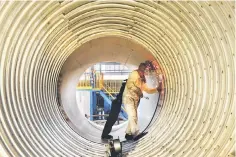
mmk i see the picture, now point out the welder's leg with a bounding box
[124,97,139,136]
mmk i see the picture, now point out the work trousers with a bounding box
[124,96,140,136]
[102,98,121,137]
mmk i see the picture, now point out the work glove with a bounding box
[157,83,162,92]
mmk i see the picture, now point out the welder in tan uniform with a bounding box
[123,63,162,140]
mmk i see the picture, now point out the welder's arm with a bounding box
[142,83,157,94]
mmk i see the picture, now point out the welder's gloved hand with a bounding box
[157,83,162,92]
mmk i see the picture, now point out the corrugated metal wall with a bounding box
[0,1,235,157]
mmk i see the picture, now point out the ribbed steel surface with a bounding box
[0,1,235,157]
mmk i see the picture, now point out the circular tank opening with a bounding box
[58,36,165,143]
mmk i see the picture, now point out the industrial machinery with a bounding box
[105,138,122,157]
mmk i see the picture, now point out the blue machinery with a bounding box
[77,70,127,121]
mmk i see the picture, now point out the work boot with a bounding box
[101,134,113,140]
[125,134,133,140]
[133,132,148,141]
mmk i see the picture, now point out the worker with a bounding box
[101,79,127,140]
[123,62,162,140]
